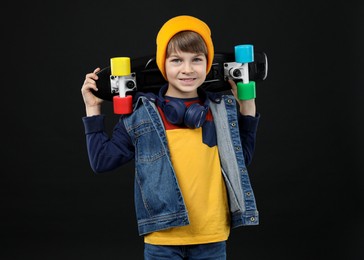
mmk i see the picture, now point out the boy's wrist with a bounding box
[239,99,256,116]
[86,105,101,117]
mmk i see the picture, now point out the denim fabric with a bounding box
[83,90,259,236]
[209,96,259,228]
[122,93,259,235]
[144,241,226,260]
[123,97,189,235]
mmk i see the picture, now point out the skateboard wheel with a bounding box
[237,81,256,100]
[235,45,254,63]
[113,95,133,114]
[110,57,131,76]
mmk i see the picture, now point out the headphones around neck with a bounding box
[156,85,210,128]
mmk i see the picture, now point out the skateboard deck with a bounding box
[94,51,268,101]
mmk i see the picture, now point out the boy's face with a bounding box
[164,50,207,98]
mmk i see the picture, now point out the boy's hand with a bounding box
[228,79,256,117]
[81,68,103,116]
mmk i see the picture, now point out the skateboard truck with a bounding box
[110,57,136,114]
[224,44,256,100]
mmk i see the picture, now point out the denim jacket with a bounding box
[82,91,259,236]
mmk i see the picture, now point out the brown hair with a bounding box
[166,31,208,58]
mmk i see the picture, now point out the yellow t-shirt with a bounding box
[144,99,230,245]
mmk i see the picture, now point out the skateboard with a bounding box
[94,44,268,113]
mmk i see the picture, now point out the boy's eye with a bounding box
[193,57,203,62]
[170,58,181,63]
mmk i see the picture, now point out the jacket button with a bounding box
[250,217,255,222]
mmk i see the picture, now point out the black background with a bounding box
[2,1,363,259]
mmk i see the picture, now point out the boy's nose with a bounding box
[182,62,194,73]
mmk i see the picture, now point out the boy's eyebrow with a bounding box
[167,53,180,58]
[168,52,205,58]
[192,53,205,57]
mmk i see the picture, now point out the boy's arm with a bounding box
[82,115,135,173]
[228,78,259,165]
[81,67,103,117]
[238,113,260,166]
[238,99,256,117]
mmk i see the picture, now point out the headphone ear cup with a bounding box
[163,100,187,125]
[184,103,208,128]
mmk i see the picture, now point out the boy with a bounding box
[81,15,260,260]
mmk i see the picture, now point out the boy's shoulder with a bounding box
[206,90,234,104]
[126,91,159,116]
[133,91,158,103]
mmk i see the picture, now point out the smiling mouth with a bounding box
[179,78,196,82]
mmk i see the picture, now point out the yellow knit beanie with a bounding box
[156,15,214,80]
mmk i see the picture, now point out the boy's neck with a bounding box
[165,87,198,99]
